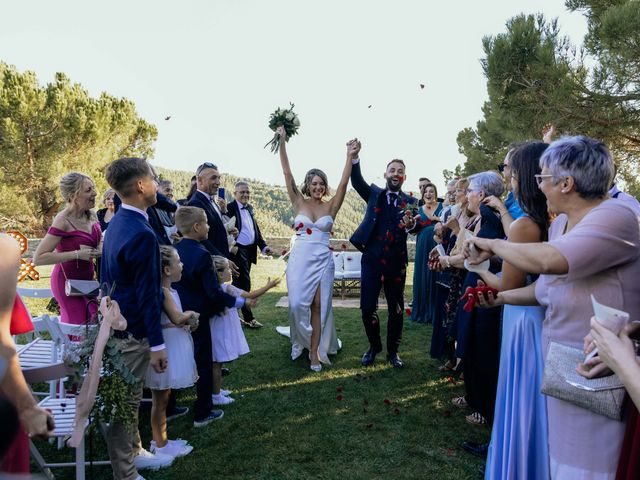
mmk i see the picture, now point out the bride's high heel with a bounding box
[309,351,322,372]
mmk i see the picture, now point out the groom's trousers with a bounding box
[360,255,406,355]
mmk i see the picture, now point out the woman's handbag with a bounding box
[541,341,626,421]
[61,263,100,297]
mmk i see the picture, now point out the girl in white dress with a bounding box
[277,126,358,371]
[145,246,199,458]
[210,256,280,405]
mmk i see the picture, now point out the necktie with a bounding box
[388,192,398,207]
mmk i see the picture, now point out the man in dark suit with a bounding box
[227,181,273,328]
[350,152,418,368]
[100,157,173,477]
[187,162,233,258]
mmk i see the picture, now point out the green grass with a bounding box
[21,259,489,480]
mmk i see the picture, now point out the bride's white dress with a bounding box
[285,213,341,364]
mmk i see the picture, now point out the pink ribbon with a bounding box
[68,297,127,448]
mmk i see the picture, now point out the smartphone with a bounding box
[218,187,225,199]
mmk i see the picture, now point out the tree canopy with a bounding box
[0,62,157,233]
[453,0,640,194]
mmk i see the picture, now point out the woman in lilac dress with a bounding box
[34,172,102,325]
[467,136,640,479]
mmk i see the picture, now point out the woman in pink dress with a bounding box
[467,135,640,479]
[34,172,102,325]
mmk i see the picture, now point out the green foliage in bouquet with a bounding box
[264,103,301,153]
[70,322,140,431]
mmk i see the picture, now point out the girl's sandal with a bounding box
[451,396,468,408]
[465,411,487,426]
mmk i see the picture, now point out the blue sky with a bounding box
[0,0,587,192]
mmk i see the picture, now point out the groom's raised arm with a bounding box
[350,160,371,202]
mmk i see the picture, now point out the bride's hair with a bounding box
[301,169,330,198]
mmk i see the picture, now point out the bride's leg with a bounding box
[310,286,321,366]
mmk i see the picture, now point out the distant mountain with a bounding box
[156,167,367,239]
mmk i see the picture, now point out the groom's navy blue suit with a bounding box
[350,161,417,355]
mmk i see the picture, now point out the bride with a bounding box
[277,125,359,371]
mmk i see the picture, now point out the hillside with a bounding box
[156,167,367,239]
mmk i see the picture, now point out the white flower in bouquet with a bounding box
[264,103,301,154]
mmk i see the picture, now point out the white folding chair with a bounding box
[25,364,111,480]
[342,251,363,298]
[332,252,345,299]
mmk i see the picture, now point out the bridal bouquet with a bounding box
[264,103,301,153]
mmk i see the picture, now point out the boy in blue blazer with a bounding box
[100,157,172,478]
[173,206,257,427]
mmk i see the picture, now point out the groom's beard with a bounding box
[386,177,403,192]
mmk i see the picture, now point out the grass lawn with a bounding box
[21,259,489,480]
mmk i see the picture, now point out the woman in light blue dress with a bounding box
[476,142,551,479]
[410,183,442,324]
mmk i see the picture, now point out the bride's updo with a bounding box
[301,168,331,198]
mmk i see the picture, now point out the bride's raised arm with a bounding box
[329,138,360,217]
[277,126,303,208]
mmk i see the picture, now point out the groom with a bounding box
[350,144,417,368]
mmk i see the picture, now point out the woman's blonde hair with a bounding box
[59,172,96,220]
[60,172,93,203]
[301,169,330,198]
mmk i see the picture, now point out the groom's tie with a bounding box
[388,192,398,207]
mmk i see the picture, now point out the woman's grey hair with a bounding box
[540,135,614,199]
[102,188,115,204]
[60,172,93,203]
[301,169,331,197]
[468,171,504,198]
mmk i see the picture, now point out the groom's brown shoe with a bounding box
[361,347,382,367]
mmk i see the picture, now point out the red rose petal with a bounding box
[383,399,391,405]
[297,222,304,229]
[341,243,347,250]
[281,250,287,256]
[405,308,412,315]
[409,191,414,197]
[306,228,312,235]
[447,376,456,384]
[336,395,343,401]
[374,207,381,214]
[398,222,406,229]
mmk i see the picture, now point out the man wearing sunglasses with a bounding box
[188,163,241,279]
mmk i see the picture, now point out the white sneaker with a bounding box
[133,448,174,471]
[212,393,235,405]
[151,438,190,449]
[151,441,193,458]
[220,388,232,396]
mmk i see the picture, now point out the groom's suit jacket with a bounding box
[350,161,418,265]
[187,190,229,258]
[227,200,267,265]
